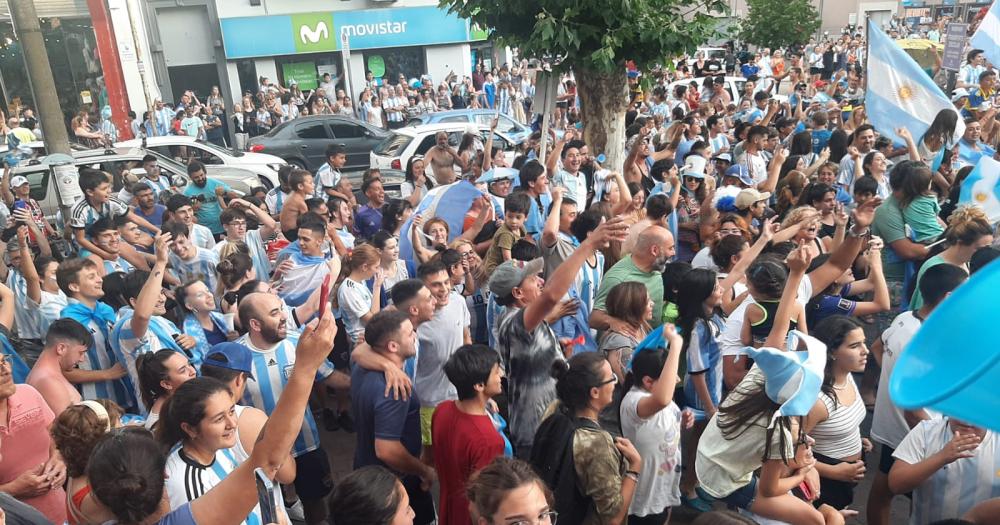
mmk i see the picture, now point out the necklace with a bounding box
[832,379,850,390]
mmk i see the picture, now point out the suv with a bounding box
[405,109,531,143]
[117,135,283,189]
[369,123,521,178]
[11,147,262,221]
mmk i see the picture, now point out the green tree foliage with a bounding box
[440,0,726,169]
[441,0,726,74]
[740,0,821,49]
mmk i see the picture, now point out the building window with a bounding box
[363,47,425,86]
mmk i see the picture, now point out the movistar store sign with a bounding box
[220,6,486,59]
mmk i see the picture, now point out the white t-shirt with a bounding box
[620,388,682,516]
[894,419,1000,525]
[337,277,373,344]
[871,311,939,449]
[691,247,719,271]
[415,292,470,408]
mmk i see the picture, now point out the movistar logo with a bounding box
[300,21,329,44]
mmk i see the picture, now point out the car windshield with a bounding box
[193,138,243,158]
[374,134,413,156]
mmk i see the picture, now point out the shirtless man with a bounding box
[278,169,314,242]
[25,318,93,415]
[424,131,465,185]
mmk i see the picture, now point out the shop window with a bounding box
[363,47,425,85]
[236,59,258,97]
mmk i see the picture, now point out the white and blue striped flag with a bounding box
[865,20,964,147]
[959,156,1000,222]
[398,180,486,262]
[971,2,1000,68]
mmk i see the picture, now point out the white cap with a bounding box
[10,176,28,188]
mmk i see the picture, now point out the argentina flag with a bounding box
[398,180,486,262]
[865,20,965,147]
[959,156,1000,222]
[971,2,1000,68]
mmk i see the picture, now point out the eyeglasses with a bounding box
[594,375,618,388]
[507,511,558,525]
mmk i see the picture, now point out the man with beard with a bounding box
[110,233,197,414]
[237,291,349,525]
[130,182,166,233]
[182,160,240,238]
[590,225,676,332]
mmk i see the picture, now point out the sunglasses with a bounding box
[594,375,618,388]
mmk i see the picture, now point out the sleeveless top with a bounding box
[66,482,100,525]
[812,376,866,458]
[748,300,798,346]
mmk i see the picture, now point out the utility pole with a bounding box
[9,0,78,226]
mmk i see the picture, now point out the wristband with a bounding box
[848,226,870,238]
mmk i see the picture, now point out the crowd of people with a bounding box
[2,13,1000,525]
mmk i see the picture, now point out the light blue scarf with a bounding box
[183,312,227,369]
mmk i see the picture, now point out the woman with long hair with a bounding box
[860,151,891,199]
[530,353,642,524]
[329,466,414,525]
[85,315,336,525]
[401,156,432,207]
[136,349,196,430]
[909,206,993,309]
[458,132,479,178]
[178,280,231,361]
[676,171,709,262]
[338,244,383,346]
[917,109,957,169]
[216,252,256,315]
[774,170,808,220]
[52,400,124,525]
[804,315,872,511]
[381,199,414,238]
[371,230,412,307]
[600,282,654,385]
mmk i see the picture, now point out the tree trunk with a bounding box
[576,66,629,173]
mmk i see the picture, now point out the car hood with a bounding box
[237,151,286,164]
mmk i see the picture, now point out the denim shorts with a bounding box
[721,475,758,510]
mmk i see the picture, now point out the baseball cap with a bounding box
[711,153,733,163]
[10,176,28,188]
[203,342,255,380]
[735,188,771,209]
[725,164,754,187]
[951,88,970,102]
[488,258,544,300]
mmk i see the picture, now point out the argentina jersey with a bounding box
[103,256,134,275]
[164,444,264,525]
[69,197,129,231]
[114,313,181,415]
[142,176,171,196]
[76,315,133,408]
[190,223,217,250]
[6,269,42,339]
[169,247,220,293]
[237,332,335,456]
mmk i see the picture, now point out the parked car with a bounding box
[117,135,282,189]
[666,76,787,106]
[405,109,531,143]
[349,168,406,204]
[369,123,521,180]
[12,147,261,221]
[246,115,389,173]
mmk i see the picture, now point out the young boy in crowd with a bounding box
[161,221,220,295]
[165,193,216,249]
[482,192,531,276]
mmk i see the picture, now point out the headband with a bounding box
[78,400,112,432]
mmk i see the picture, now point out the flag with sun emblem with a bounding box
[866,20,965,148]
[959,156,1000,222]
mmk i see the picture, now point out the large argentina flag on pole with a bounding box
[959,156,1000,223]
[971,2,1000,67]
[865,19,964,147]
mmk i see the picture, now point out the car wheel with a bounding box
[257,175,274,190]
[286,159,307,170]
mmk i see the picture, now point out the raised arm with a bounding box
[232,198,278,239]
[130,233,171,341]
[635,325,684,418]
[897,127,921,162]
[541,187,565,248]
[807,197,880,298]
[524,217,628,331]
[15,227,41,305]
[763,241,812,349]
[1,166,14,207]
[409,214,437,264]
[609,172,633,216]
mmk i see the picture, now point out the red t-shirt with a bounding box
[0,385,66,525]
[432,401,505,525]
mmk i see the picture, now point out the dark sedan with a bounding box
[247,115,389,173]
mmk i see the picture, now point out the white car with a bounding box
[685,47,727,67]
[666,76,787,106]
[369,123,521,179]
[117,135,283,189]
